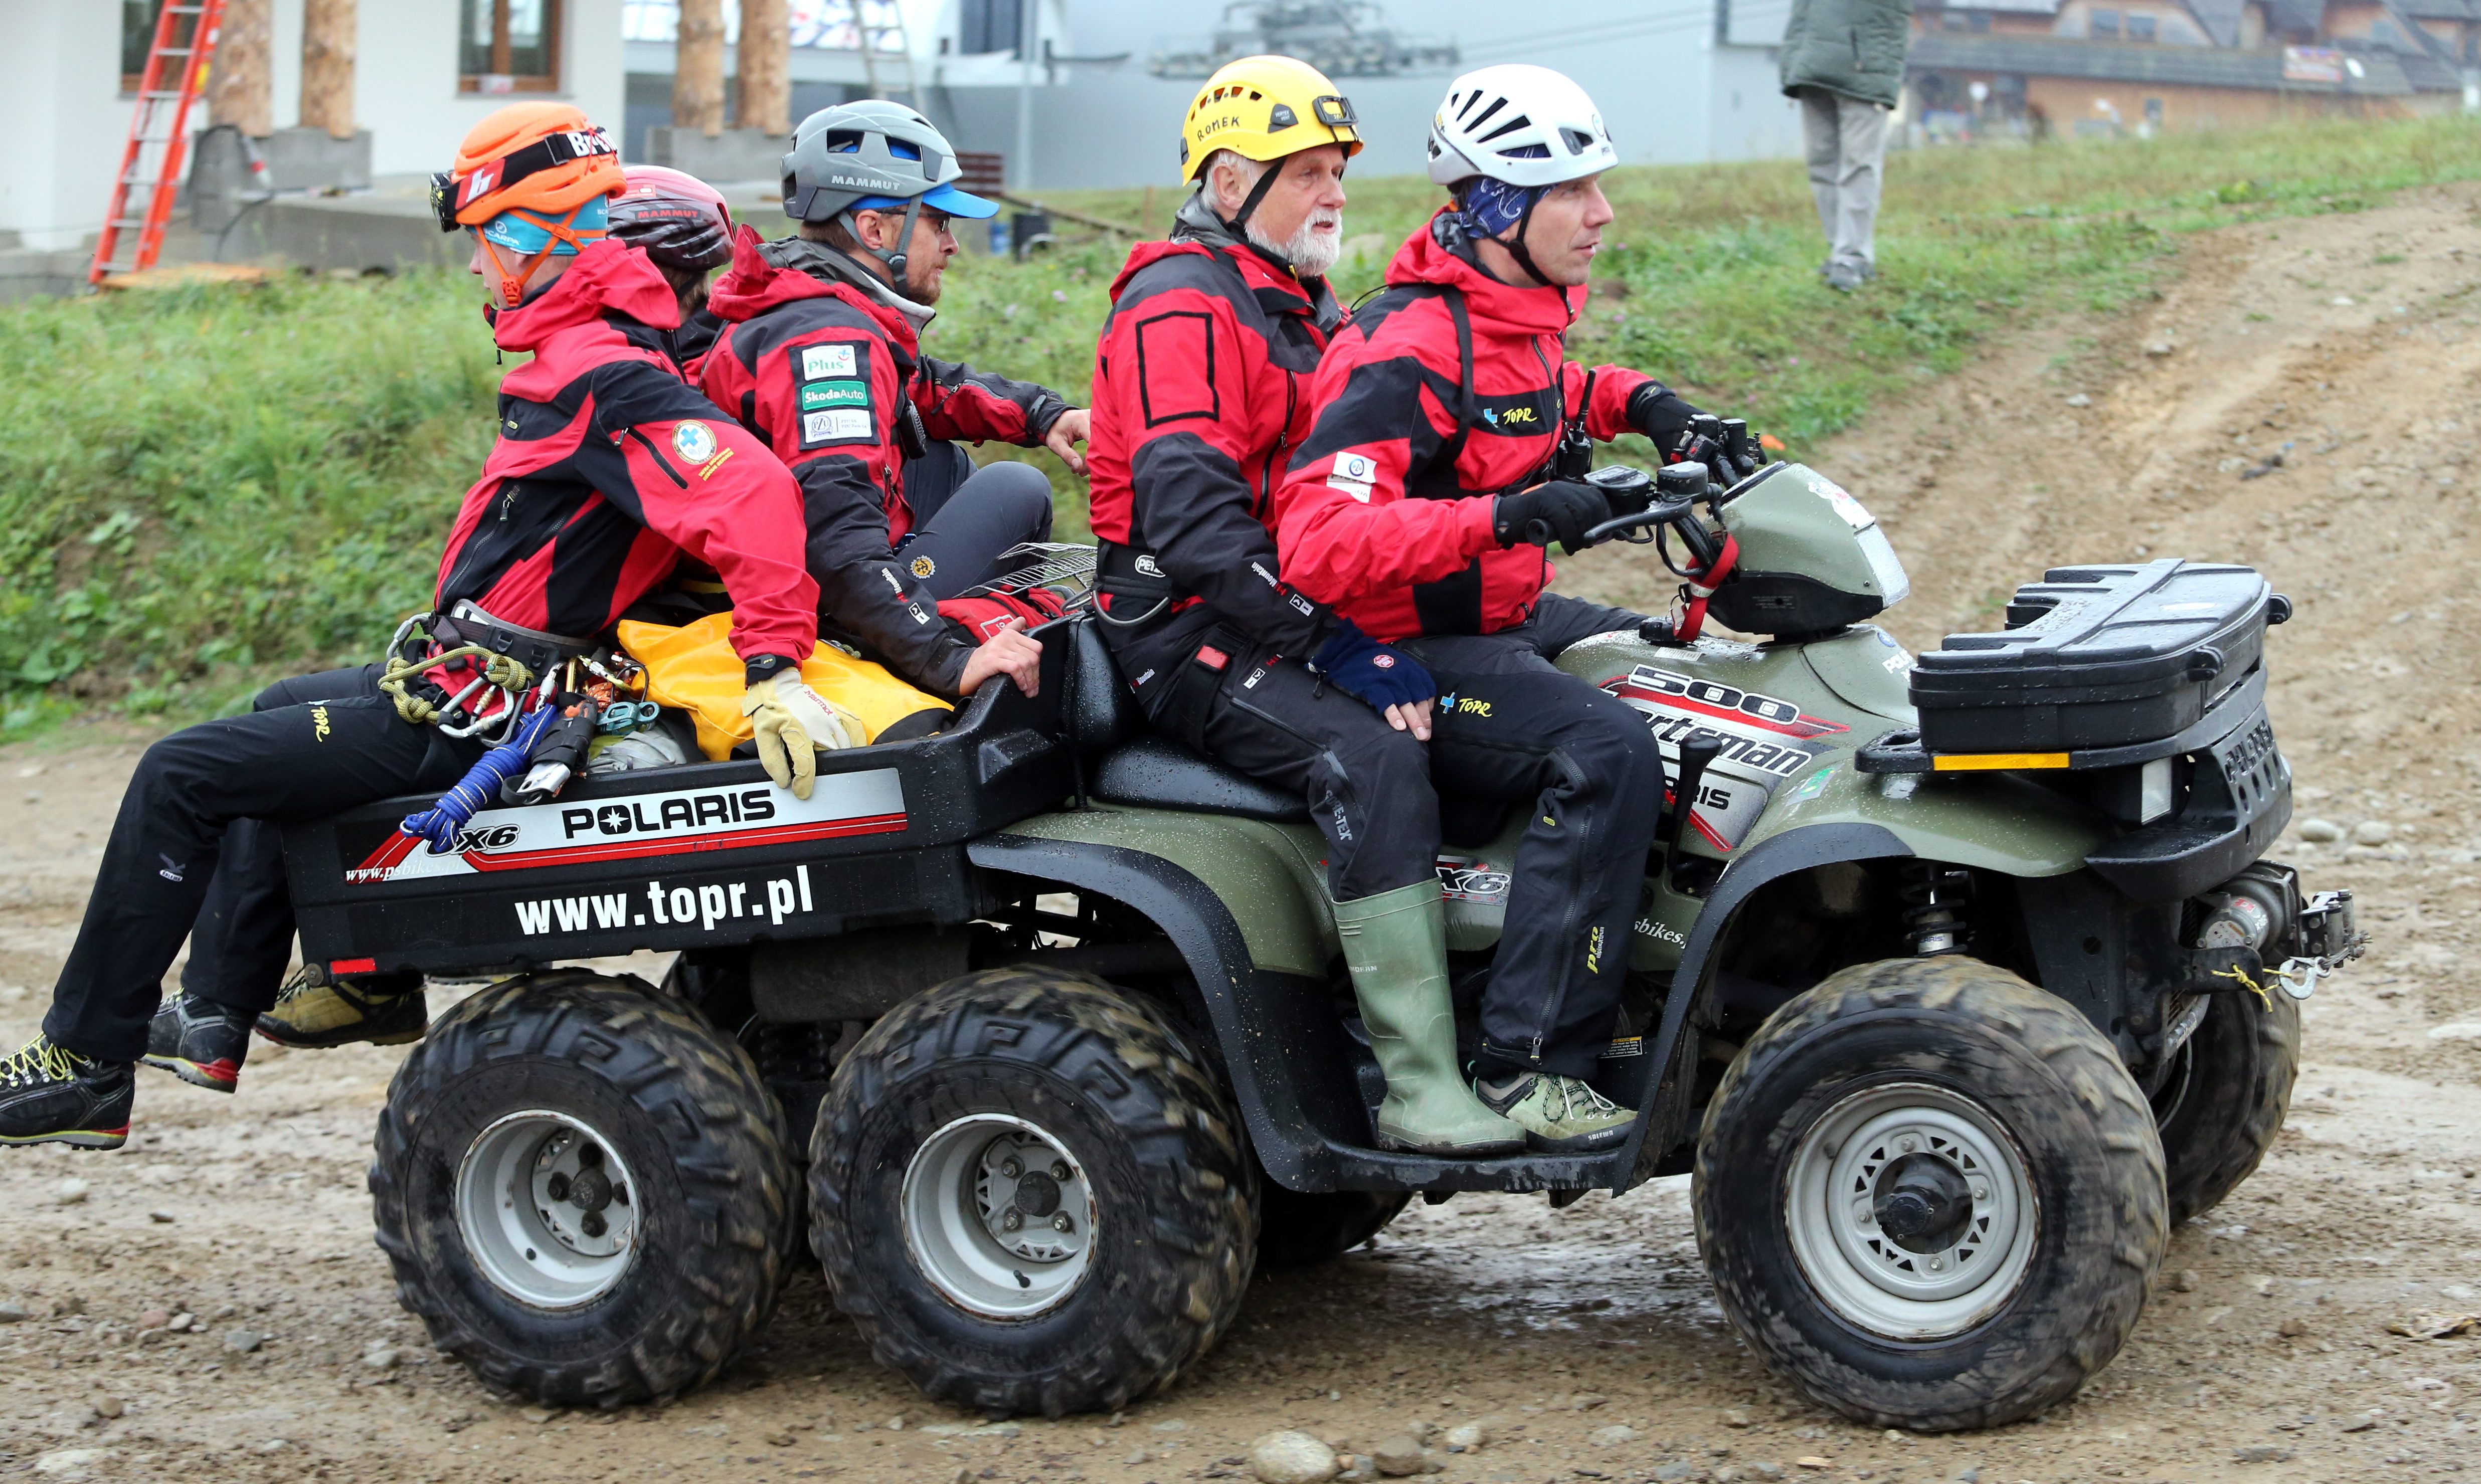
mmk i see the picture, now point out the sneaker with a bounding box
[255,968,428,1050]
[1824,261,1867,293]
[1474,1072,1637,1153]
[0,1034,133,1150]
[142,993,256,1093]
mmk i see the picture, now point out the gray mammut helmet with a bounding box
[782,100,998,278]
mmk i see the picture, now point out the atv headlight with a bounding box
[1855,523,1911,607]
[2140,757,2175,824]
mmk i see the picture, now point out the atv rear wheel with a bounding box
[371,973,797,1406]
[1694,956,2167,1431]
[809,967,1256,1417]
[2151,986,2299,1225]
[1255,1187,1412,1270]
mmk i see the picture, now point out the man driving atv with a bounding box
[1275,64,1762,1150]
[0,104,839,1146]
[698,101,1079,706]
[1085,56,1528,1158]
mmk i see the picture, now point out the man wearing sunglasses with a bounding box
[699,101,1088,706]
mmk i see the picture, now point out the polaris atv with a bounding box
[299,459,2361,1430]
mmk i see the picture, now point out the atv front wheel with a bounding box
[2151,986,2299,1225]
[809,967,1256,1416]
[371,972,797,1406]
[1694,956,2167,1431]
[1255,1187,1412,1270]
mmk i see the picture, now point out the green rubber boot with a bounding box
[1335,881,1524,1157]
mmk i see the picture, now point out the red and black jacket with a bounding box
[700,227,1073,697]
[1276,211,1670,642]
[1086,195,1341,661]
[432,240,818,676]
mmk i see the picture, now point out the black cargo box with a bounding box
[1910,560,2274,754]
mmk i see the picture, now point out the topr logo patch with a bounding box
[672,420,717,464]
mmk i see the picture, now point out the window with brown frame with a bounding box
[120,0,166,94]
[460,0,564,94]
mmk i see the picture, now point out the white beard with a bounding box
[1250,207,1344,278]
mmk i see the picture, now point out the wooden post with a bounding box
[209,0,273,138]
[737,0,791,135]
[675,0,728,139]
[300,0,357,140]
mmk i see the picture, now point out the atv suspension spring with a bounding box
[1904,868,1975,957]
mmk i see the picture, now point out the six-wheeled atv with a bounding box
[293,459,2361,1429]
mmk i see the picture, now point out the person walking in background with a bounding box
[1781,0,1911,291]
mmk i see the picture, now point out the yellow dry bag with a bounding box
[616,611,951,762]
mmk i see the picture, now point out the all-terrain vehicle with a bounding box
[292,458,2361,1430]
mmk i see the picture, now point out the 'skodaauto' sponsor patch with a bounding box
[799,380,869,412]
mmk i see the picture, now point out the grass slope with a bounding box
[4,115,2476,728]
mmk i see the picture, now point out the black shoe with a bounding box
[142,993,255,1093]
[0,1034,133,1150]
[255,967,427,1049]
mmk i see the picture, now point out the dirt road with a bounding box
[5,188,2481,1484]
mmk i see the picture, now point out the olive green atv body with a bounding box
[315,464,2362,1428]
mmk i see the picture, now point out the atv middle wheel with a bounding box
[370,972,797,1406]
[2151,986,2299,1225]
[809,967,1256,1417]
[1694,956,2167,1431]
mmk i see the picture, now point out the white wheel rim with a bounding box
[900,1114,1097,1319]
[454,1110,641,1310]
[1784,1081,2038,1340]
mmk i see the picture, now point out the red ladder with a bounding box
[90,0,227,285]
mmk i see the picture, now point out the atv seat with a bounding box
[1057,615,1311,825]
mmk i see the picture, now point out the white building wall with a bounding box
[0,2,141,252]
[356,0,629,178]
[924,0,1804,191]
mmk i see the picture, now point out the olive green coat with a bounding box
[1779,0,1913,108]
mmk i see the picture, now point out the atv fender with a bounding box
[973,810,1622,1197]
[1743,756,2110,878]
[973,810,1371,1192]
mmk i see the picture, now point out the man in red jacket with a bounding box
[1087,57,1523,1158]
[701,100,1073,705]
[0,104,829,1148]
[1277,65,1758,1151]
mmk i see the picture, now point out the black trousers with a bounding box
[45,665,479,1062]
[899,447,1055,600]
[1111,593,1658,1080]
[1402,596,1667,1081]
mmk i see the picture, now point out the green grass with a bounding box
[5,113,2479,729]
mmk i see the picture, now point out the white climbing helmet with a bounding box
[1425,64,1618,190]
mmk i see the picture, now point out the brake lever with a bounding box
[1580,495,1697,548]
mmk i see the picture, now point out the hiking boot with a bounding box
[0,1034,133,1150]
[143,993,256,1092]
[1336,881,1524,1157]
[255,968,427,1050]
[1475,1072,1637,1153]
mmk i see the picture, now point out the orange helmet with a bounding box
[431,103,625,305]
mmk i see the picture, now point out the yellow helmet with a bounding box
[1179,54,1363,182]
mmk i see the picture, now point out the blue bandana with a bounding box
[478,194,610,256]
[1449,143,1555,239]
[1453,176,1540,238]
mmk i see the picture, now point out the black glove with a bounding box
[1494,480,1609,553]
[1310,621,1436,714]
[1627,384,1705,450]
